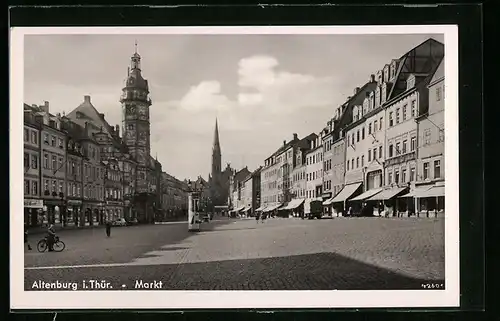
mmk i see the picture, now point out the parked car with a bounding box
[113,218,128,226]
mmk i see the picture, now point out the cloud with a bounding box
[175,80,234,112]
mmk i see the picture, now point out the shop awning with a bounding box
[415,185,445,198]
[280,198,305,210]
[242,206,252,212]
[328,183,362,203]
[350,188,384,201]
[368,187,408,201]
[255,205,267,212]
[264,203,282,212]
[231,206,245,212]
[398,186,432,198]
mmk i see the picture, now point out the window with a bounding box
[373,148,377,160]
[352,134,355,145]
[379,117,383,130]
[362,128,365,140]
[31,131,38,144]
[58,157,63,170]
[403,104,407,120]
[351,159,354,169]
[24,129,29,142]
[373,120,378,132]
[436,87,442,101]
[411,100,416,117]
[52,180,57,192]
[24,153,29,168]
[395,170,400,184]
[52,155,57,170]
[388,172,393,184]
[423,162,430,179]
[434,160,441,178]
[368,123,372,134]
[356,130,360,142]
[396,142,401,155]
[24,180,30,194]
[379,146,383,158]
[32,181,38,195]
[439,129,444,142]
[58,138,64,148]
[347,161,350,171]
[402,140,407,154]
[356,157,359,168]
[51,135,56,147]
[389,145,394,157]
[44,133,49,144]
[368,150,372,161]
[411,136,417,151]
[402,168,407,183]
[44,180,49,192]
[59,181,63,193]
[396,108,400,124]
[389,112,394,127]
[31,154,38,169]
[361,155,365,167]
[424,129,431,145]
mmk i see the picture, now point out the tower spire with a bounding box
[135,39,138,54]
[213,117,220,148]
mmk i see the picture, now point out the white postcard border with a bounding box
[10,25,459,309]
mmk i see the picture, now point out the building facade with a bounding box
[229,167,251,214]
[305,136,323,200]
[103,158,124,221]
[23,108,43,227]
[414,58,445,215]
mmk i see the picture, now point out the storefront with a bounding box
[42,198,66,227]
[105,200,124,222]
[66,199,82,227]
[82,201,104,226]
[24,199,44,227]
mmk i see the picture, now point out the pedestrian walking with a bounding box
[261,212,267,223]
[255,212,260,223]
[24,224,32,251]
[105,220,112,237]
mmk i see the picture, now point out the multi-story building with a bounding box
[412,58,445,216]
[23,107,43,227]
[367,39,444,217]
[26,102,68,226]
[260,154,280,208]
[102,158,124,221]
[229,167,251,215]
[238,167,262,216]
[60,118,85,227]
[305,135,323,200]
[121,155,137,220]
[161,172,189,219]
[291,146,308,200]
[80,122,105,225]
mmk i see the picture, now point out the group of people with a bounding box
[24,220,114,252]
[255,212,268,223]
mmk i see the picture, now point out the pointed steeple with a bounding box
[213,117,220,150]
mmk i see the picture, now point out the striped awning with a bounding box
[242,206,252,212]
[255,205,267,212]
[416,185,445,198]
[328,183,362,203]
[280,198,305,210]
[368,187,408,201]
[264,203,282,212]
[398,186,432,198]
[350,188,383,201]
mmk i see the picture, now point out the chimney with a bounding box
[293,133,298,140]
[84,95,91,103]
[115,125,120,137]
[283,140,286,146]
[354,87,360,95]
[41,101,49,113]
[370,74,376,82]
[99,113,105,120]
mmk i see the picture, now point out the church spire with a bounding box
[213,117,220,149]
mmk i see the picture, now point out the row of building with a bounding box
[23,48,189,228]
[228,38,446,218]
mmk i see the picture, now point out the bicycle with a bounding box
[37,235,65,252]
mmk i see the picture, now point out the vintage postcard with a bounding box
[10,25,459,309]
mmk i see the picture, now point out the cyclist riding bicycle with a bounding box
[46,224,56,252]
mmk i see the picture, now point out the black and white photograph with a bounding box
[11,26,459,309]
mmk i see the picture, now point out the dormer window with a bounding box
[381,83,387,103]
[375,86,381,108]
[352,106,359,121]
[390,60,398,79]
[406,74,416,90]
[377,70,383,84]
[384,65,390,83]
[369,92,375,110]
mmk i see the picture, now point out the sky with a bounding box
[24,32,444,181]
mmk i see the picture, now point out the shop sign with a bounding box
[24,199,44,209]
[67,200,82,205]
